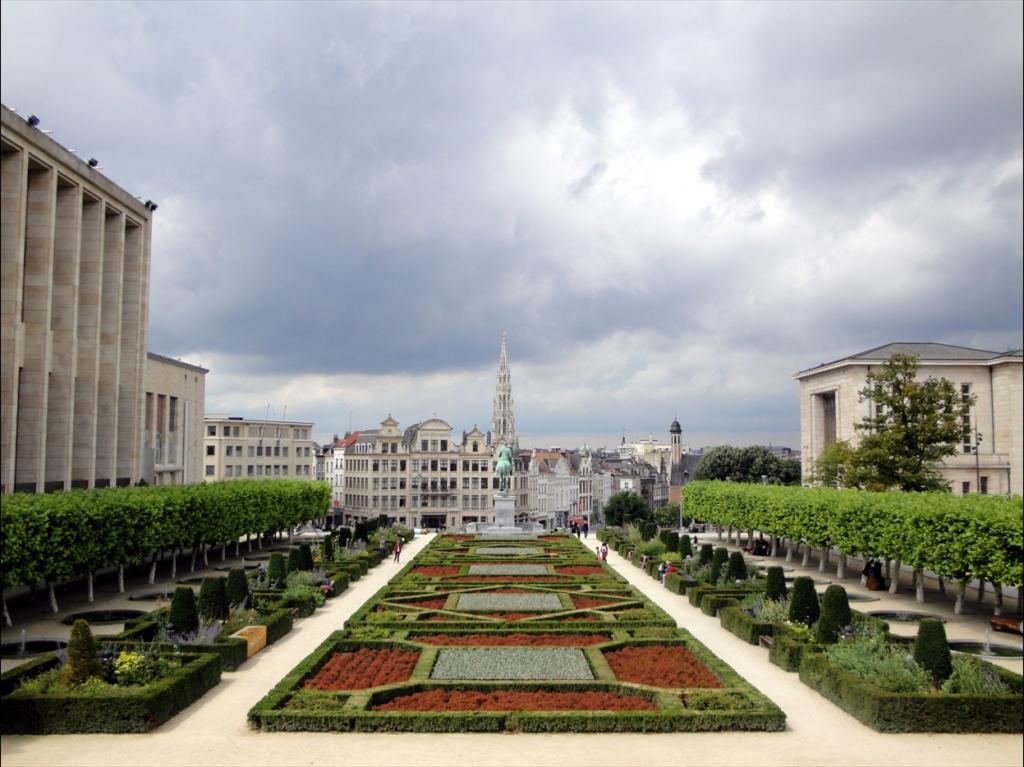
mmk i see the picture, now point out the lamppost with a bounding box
[973,425,984,493]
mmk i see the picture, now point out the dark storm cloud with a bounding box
[1,1,1020,440]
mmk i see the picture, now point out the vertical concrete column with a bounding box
[94,206,124,487]
[0,142,27,492]
[116,219,144,483]
[14,160,56,492]
[72,194,103,487]
[45,178,82,490]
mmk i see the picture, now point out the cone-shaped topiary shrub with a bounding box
[698,544,714,566]
[299,543,314,570]
[336,528,351,548]
[665,531,680,553]
[354,521,368,543]
[679,535,693,558]
[641,522,657,541]
[267,553,287,588]
[198,577,229,622]
[709,547,729,583]
[659,529,671,545]
[787,577,819,626]
[225,568,249,608]
[725,551,748,582]
[287,547,304,572]
[914,618,952,686]
[764,566,787,602]
[813,585,851,644]
[63,619,103,686]
[169,586,199,634]
[322,537,334,564]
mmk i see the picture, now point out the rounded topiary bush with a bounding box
[698,544,714,566]
[225,567,249,608]
[198,577,229,622]
[169,586,199,634]
[63,619,102,686]
[787,576,820,627]
[679,535,693,558]
[665,531,680,552]
[709,547,730,583]
[813,585,851,644]
[725,551,748,582]
[287,547,305,572]
[914,618,952,686]
[267,553,287,588]
[764,566,787,602]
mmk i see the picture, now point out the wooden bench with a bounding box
[758,635,775,649]
[991,615,1023,636]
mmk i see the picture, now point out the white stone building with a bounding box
[795,342,1023,496]
[203,415,315,482]
[142,353,207,485]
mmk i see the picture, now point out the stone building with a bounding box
[795,342,1023,496]
[2,105,155,492]
[202,415,316,482]
[142,352,207,485]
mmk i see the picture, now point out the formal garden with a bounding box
[247,533,787,732]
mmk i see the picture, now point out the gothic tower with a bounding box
[670,417,682,468]
[492,331,517,449]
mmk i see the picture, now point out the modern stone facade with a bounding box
[203,415,315,482]
[795,343,1023,496]
[142,352,207,485]
[2,105,153,492]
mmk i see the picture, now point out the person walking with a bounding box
[393,540,402,563]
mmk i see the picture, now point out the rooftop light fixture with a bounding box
[88,158,99,167]
[27,114,40,127]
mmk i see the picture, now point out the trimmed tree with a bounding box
[679,535,693,559]
[169,586,199,634]
[267,553,287,588]
[709,547,730,583]
[725,551,748,582]
[299,543,314,570]
[814,585,851,644]
[788,577,820,627]
[63,619,102,686]
[914,619,953,686]
[287,547,305,573]
[764,566,787,602]
[664,531,680,553]
[698,544,714,567]
[198,577,229,622]
[335,528,351,548]
[322,537,334,564]
[225,568,249,608]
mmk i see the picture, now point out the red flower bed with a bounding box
[572,596,616,609]
[402,598,448,610]
[557,566,605,576]
[372,689,655,712]
[446,576,562,583]
[604,645,721,688]
[411,566,460,577]
[414,633,610,646]
[446,535,473,541]
[304,648,419,690]
[560,614,601,622]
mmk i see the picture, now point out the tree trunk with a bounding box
[786,540,794,563]
[889,561,901,594]
[802,545,811,567]
[190,546,198,573]
[235,541,240,557]
[247,533,252,553]
[976,579,986,604]
[87,571,95,603]
[221,544,226,562]
[257,535,263,550]
[203,545,209,566]
[747,528,754,549]
[914,568,924,603]
[47,582,59,613]
[937,575,945,595]
[885,559,891,580]
[818,547,829,574]
[954,579,966,615]
[2,594,11,627]
[770,535,778,558]
[149,554,158,585]
[836,554,846,580]
[716,526,723,541]
[171,549,178,579]
[994,585,1003,616]
[118,565,125,593]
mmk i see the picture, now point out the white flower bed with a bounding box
[467,564,548,576]
[430,647,594,680]
[455,593,563,611]
[474,546,542,556]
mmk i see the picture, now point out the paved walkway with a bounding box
[1,533,1022,767]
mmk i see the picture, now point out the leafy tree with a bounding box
[693,446,800,485]
[847,353,974,492]
[603,491,649,527]
[654,505,679,528]
[809,440,860,488]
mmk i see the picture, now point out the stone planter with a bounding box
[230,625,268,658]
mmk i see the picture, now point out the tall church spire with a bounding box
[492,331,516,449]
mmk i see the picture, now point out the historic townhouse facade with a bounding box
[795,343,1023,496]
[202,415,315,481]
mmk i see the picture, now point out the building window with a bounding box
[225,466,233,478]
[980,476,988,495]
[283,446,289,457]
[473,442,479,452]
[223,425,231,437]
[207,425,216,436]
[205,465,215,476]
[961,481,970,494]
[248,465,254,476]
[440,440,448,451]
[248,446,255,457]
[430,439,438,451]
[421,440,428,451]
[226,446,233,457]
[206,445,215,456]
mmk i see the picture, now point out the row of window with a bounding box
[205,444,311,458]
[204,464,312,477]
[206,424,311,440]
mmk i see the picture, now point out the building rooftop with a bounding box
[147,351,208,374]
[795,342,1023,377]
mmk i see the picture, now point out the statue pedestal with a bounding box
[493,494,515,528]
[463,493,542,537]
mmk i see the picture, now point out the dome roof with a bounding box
[669,419,682,433]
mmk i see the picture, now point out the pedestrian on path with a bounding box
[601,543,608,561]
[393,540,402,563]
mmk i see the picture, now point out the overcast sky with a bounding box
[3,1,1021,450]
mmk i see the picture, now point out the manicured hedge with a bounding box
[1,651,221,733]
[663,573,698,595]
[0,480,331,614]
[719,605,774,645]
[798,651,1023,732]
[683,481,1023,589]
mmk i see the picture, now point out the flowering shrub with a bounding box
[604,645,722,688]
[304,648,419,690]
